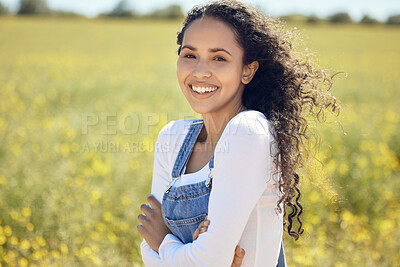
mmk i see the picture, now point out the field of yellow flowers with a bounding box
[0,17,399,266]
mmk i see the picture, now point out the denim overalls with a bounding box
[161,118,286,267]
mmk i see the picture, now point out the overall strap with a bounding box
[171,119,204,178]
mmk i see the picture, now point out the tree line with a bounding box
[0,0,399,25]
[0,0,185,19]
[281,12,400,25]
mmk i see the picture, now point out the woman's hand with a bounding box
[192,217,246,267]
[137,194,171,253]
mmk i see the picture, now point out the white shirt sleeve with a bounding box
[140,121,175,267]
[158,114,281,267]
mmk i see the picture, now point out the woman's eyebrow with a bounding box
[181,45,232,56]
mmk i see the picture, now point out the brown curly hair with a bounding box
[177,0,339,240]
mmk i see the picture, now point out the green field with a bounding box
[0,17,399,266]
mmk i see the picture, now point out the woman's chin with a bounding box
[189,103,214,115]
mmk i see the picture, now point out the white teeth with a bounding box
[192,86,218,94]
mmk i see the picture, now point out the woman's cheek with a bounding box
[177,60,192,78]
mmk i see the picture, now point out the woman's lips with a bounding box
[189,84,219,98]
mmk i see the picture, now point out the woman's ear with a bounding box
[241,61,259,84]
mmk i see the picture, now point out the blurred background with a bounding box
[0,0,399,266]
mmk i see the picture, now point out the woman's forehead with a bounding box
[182,17,242,51]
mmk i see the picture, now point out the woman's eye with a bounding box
[183,54,195,59]
[214,56,226,62]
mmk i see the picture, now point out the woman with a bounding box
[137,1,338,266]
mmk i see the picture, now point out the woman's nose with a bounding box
[193,60,211,79]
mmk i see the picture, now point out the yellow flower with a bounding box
[21,207,31,218]
[0,175,7,186]
[34,94,46,107]
[309,191,320,203]
[358,140,375,151]
[60,243,69,254]
[59,143,70,157]
[4,225,12,236]
[102,212,113,223]
[309,214,321,225]
[51,250,61,259]
[26,223,34,231]
[341,210,354,222]
[119,221,129,232]
[37,236,47,247]
[356,156,368,169]
[81,246,92,256]
[11,144,22,157]
[385,110,398,123]
[32,250,43,261]
[338,162,349,175]
[107,232,118,244]
[7,250,17,260]
[71,142,80,152]
[19,239,31,250]
[10,209,20,221]
[90,189,102,205]
[18,258,29,267]
[0,234,6,245]
[90,255,102,266]
[121,195,131,206]
[0,117,8,132]
[91,158,111,177]
[10,236,18,246]
[90,231,100,241]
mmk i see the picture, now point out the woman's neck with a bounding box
[199,104,247,152]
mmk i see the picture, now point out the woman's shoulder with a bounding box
[223,109,273,138]
[156,118,200,147]
[155,119,197,161]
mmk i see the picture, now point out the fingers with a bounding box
[147,194,161,210]
[137,222,148,239]
[235,245,245,257]
[137,224,145,236]
[137,214,148,225]
[140,204,152,215]
[193,218,210,241]
[200,219,210,227]
[199,219,210,228]
[198,219,210,234]
[192,228,199,241]
[232,245,245,266]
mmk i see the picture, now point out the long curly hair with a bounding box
[176,0,339,240]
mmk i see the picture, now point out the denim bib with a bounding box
[161,119,286,266]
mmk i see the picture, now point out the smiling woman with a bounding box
[177,17,259,119]
[137,0,338,266]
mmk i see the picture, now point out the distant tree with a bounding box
[107,0,136,18]
[307,15,323,24]
[17,0,50,15]
[386,15,400,25]
[360,15,380,24]
[0,2,11,15]
[279,14,308,23]
[51,10,85,18]
[328,12,353,23]
[306,15,325,23]
[147,4,184,19]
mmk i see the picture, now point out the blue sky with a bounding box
[2,0,400,21]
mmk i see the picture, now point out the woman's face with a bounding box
[177,17,251,115]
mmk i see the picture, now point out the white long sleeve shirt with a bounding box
[140,110,284,267]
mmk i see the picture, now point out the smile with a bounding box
[191,85,219,94]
